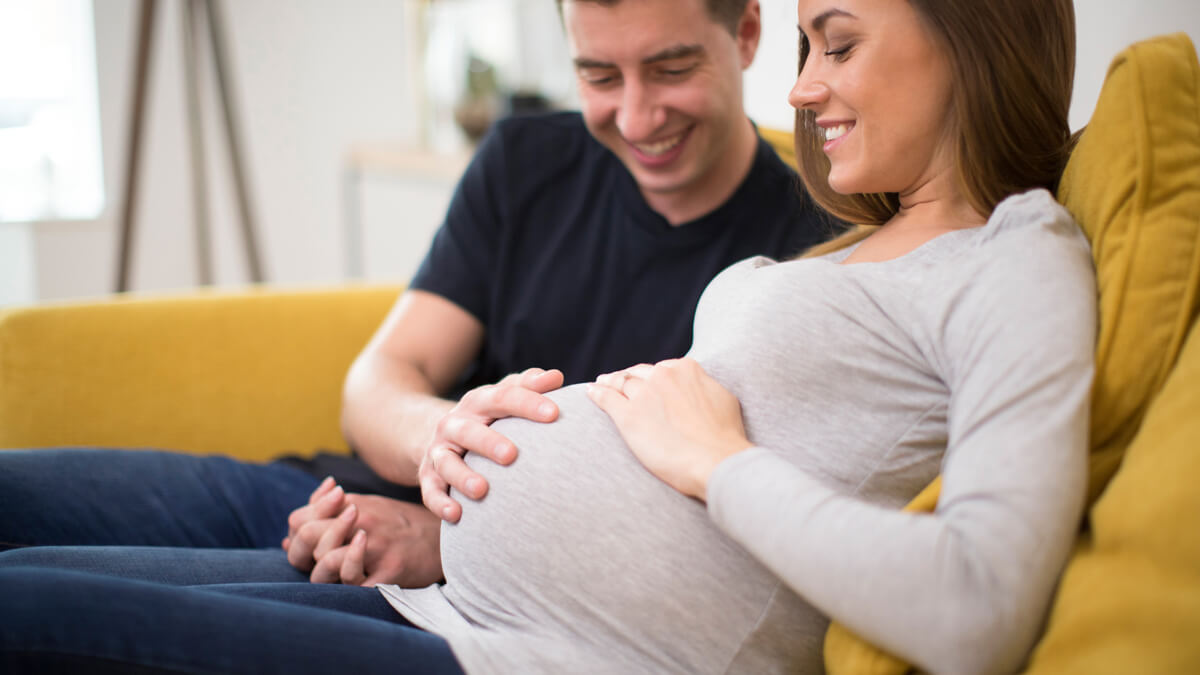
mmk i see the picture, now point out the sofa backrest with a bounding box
[1026,31,1200,674]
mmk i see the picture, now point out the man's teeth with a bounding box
[825,123,852,142]
[636,133,685,156]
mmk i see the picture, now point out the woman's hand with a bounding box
[587,358,753,500]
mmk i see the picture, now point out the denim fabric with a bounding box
[0,448,321,550]
[0,546,309,584]
[0,567,464,674]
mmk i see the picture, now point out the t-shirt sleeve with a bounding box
[706,195,1097,674]
[409,126,509,324]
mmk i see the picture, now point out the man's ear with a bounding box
[737,0,762,69]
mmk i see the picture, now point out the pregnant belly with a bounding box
[437,384,782,663]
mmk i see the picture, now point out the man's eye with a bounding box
[581,71,618,86]
[660,66,695,77]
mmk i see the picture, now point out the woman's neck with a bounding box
[840,172,987,265]
[892,163,987,232]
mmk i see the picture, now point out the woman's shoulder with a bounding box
[977,188,1089,253]
[935,188,1096,321]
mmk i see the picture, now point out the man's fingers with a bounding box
[312,504,357,562]
[430,445,490,500]
[421,468,463,524]
[520,367,564,393]
[341,530,369,586]
[462,382,558,423]
[438,417,518,466]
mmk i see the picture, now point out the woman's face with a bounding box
[789,0,956,197]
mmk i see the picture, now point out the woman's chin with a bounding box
[827,168,886,197]
[826,172,858,195]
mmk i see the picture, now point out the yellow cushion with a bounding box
[1026,32,1200,674]
[1027,317,1200,673]
[759,126,798,170]
[0,285,401,461]
[1058,32,1200,503]
[823,32,1200,673]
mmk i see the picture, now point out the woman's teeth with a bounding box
[825,124,852,142]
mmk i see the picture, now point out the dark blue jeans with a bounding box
[0,567,463,674]
[0,545,310,583]
[0,450,463,672]
[0,448,321,551]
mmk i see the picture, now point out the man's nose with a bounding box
[616,81,665,141]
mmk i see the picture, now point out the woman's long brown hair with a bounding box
[796,0,1077,256]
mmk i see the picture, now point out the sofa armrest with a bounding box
[0,285,401,462]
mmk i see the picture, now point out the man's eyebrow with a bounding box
[574,57,614,69]
[803,8,855,33]
[573,44,705,70]
[642,44,704,64]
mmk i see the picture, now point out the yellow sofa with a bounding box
[1,32,1197,675]
[0,285,400,462]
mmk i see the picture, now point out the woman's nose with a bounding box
[788,67,830,111]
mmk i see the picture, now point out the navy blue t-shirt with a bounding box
[411,111,835,396]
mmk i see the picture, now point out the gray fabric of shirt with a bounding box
[380,189,1096,674]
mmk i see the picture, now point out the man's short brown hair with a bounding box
[556,0,750,36]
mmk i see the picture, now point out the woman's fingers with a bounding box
[312,503,357,563]
[340,530,369,586]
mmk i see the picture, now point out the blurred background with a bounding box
[1,0,1198,307]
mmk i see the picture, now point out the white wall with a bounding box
[35,0,416,302]
[20,1,1200,303]
[745,0,1200,132]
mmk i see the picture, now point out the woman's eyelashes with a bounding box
[824,43,854,62]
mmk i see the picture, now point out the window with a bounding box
[0,0,104,223]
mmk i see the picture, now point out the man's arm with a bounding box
[340,289,483,484]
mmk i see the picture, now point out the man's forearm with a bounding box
[340,353,455,485]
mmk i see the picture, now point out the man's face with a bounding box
[563,0,758,216]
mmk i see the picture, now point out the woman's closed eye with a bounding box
[824,43,855,61]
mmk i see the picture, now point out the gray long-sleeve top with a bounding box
[381,189,1097,674]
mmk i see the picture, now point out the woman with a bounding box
[0,0,1091,673]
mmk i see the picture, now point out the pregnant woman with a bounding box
[0,0,1092,673]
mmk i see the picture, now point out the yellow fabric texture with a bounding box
[1026,31,1200,675]
[823,32,1200,674]
[758,126,797,171]
[0,285,401,461]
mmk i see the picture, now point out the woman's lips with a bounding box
[822,122,854,153]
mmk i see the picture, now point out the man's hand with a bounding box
[418,368,564,523]
[282,479,445,587]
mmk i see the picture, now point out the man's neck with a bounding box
[644,118,759,226]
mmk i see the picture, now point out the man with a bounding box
[0,0,830,591]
